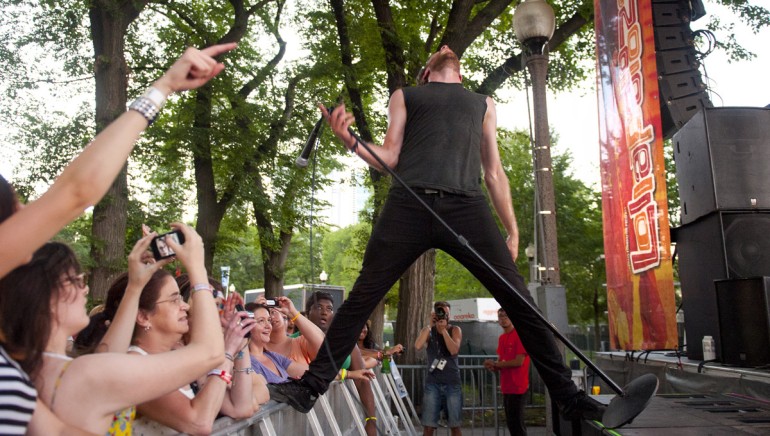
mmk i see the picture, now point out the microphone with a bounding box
[296,116,325,168]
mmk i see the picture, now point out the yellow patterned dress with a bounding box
[107,406,135,436]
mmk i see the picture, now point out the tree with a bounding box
[87,0,151,300]
[125,1,347,297]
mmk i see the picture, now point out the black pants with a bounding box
[504,393,527,436]
[303,189,577,402]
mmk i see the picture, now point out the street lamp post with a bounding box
[319,270,328,285]
[513,3,563,432]
[513,0,561,286]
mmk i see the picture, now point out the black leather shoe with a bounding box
[267,379,319,413]
[560,391,607,422]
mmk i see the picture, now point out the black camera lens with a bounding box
[435,307,447,320]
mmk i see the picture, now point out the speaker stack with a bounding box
[672,107,770,363]
[652,0,712,139]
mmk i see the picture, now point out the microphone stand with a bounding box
[343,126,658,429]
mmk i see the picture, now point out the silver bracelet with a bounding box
[234,367,253,374]
[128,97,160,125]
[128,87,167,125]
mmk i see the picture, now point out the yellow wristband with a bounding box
[290,312,301,323]
[340,368,347,380]
[365,416,377,422]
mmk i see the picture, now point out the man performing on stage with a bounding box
[268,45,605,423]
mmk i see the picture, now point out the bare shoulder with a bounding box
[389,88,406,106]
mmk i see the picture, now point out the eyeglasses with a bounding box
[269,310,286,323]
[63,273,88,290]
[310,304,334,313]
[156,294,185,306]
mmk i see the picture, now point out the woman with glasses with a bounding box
[74,231,259,435]
[126,265,256,435]
[0,224,227,434]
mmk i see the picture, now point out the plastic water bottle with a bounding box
[381,341,391,374]
[702,336,716,361]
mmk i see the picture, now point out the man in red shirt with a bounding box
[485,308,530,436]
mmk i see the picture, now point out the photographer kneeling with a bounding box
[414,301,463,436]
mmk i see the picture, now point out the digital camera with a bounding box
[435,306,448,320]
[234,304,252,339]
[150,230,185,260]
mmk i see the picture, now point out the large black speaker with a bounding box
[652,0,713,139]
[715,277,770,367]
[673,107,770,224]
[673,211,770,360]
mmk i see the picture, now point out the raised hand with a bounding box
[153,43,238,95]
[164,222,204,270]
[127,232,173,291]
[319,103,357,151]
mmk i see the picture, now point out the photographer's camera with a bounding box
[435,306,447,320]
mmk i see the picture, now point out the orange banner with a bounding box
[594,0,677,350]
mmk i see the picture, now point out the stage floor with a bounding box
[585,393,770,435]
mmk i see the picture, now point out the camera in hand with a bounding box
[435,306,448,320]
[265,298,278,307]
[235,304,252,338]
[150,230,186,260]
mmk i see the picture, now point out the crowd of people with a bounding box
[0,39,408,435]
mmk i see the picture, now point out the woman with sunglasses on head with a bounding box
[175,276,270,413]
[248,302,309,384]
[0,224,226,434]
[0,42,235,435]
[265,296,325,364]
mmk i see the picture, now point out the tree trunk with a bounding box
[191,83,227,273]
[395,249,435,365]
[369,300,386,347]
[259,224,292,298]
[88,1,147,301]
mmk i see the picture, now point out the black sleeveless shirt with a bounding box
[396,82,488,196]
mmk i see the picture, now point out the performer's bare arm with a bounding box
[320,90,407,171]
[480,96,520,261]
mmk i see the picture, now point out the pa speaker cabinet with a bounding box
[672,211,770,360]
[673,107,770,224]
[715,277,770,367]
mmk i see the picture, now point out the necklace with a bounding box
[42,351,73,361]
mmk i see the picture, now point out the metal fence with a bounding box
[201,355,545,436]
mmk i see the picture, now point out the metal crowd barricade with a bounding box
[197,355,540,435]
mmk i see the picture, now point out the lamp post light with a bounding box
[513,0,561,286]
[319,270,328,285]
[525,242,538,284]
